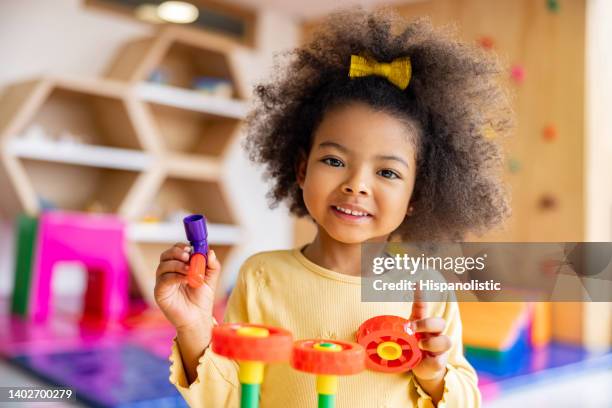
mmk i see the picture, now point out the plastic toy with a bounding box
[460,302,529,360]
[356,315,422,373]
[28,211,129,323]
[183,214,208,288]
[291,339,365,408]
[11,214,38,316]
[211,323,293,408]
[192,77,234,98]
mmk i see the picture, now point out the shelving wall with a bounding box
[0,25,248,303]
[0,0,300,303]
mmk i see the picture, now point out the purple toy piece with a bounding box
[183,214,208,256]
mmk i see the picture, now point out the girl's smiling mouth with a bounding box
[331,204,373,221]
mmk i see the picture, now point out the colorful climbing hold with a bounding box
[538,194,558,210]
[508,158,521,173]
[547,0,560,13]
[478,36,495,50]
[543,124,558,141]
[510,64,526,84]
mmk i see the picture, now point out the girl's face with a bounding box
[298,102,418,244]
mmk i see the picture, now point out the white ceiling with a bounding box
[221,0,426,20]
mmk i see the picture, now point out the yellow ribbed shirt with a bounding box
[168,248,481,407]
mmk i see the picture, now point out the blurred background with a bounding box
[0,0,610,407]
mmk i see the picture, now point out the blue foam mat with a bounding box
[470,341,612,393]
[10,344,187,408]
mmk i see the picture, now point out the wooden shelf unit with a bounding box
[105,25,248,96]
[0,26,248,304]
[144,97,243,156]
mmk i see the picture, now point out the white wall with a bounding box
[0,0,298,295]
[586,0,612,242]
[584,0,612,350]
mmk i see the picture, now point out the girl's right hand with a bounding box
[154,243,221,337]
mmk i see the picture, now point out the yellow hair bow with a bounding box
[348,54,412,90]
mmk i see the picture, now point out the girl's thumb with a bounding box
[208,249,220,270]
[204,249,221,288]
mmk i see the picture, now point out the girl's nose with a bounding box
[341,177,370,196]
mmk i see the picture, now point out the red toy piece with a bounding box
[187,253,206,288]
[183,214,208,289]
[291,339,365,408]
[212,323,293,362]
[212,323,294,408]
[356,315,422,373]
[291,339,365,375]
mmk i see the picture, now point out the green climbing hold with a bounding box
[547,0,560,13]
[508,158,521,173]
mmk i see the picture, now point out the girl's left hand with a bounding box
[408,290,452,382]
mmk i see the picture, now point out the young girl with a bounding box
[155,9,511,408]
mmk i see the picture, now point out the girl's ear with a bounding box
[296,150,308,189]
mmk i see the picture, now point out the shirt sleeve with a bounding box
[168,262,251,407]
[410,300,482,408]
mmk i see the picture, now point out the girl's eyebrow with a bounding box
[318,141,410,169]
[374,154,410,170]
[317,141,348,152]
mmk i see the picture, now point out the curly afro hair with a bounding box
[244,8,513,241]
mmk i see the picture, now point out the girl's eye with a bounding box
[378,169,400,179]
[322,157,344,167]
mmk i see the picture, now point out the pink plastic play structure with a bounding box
[29,211,129,323]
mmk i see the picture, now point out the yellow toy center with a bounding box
[377,341,402,360]
[311,343,342,395]
[316,375,339,395]
[235,326,269,385]
[313,342,342,352]
[236,326,269,338]
[239,361,265,384]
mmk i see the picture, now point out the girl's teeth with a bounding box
[336,206,367,216]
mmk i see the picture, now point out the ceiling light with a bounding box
[157,1,199,24]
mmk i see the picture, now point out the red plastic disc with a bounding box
[356,315,422,373]
[211,323,293,362]
[291,339,365,376]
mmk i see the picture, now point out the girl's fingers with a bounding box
[156,260,189,278]
[409,286,427,321]
[174,242,191,251]
[203,249,221,289]
[155,272,189,296]
[154,272,188,301]
[158,271,188,284]
[418,335,452,354]
[160,244,191,262]
[412,317,446,334]
[416,352,448,373]
[207,249,221,271]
